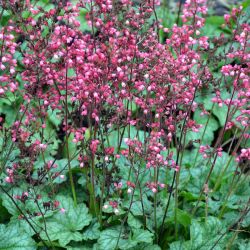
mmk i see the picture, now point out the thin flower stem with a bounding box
[99,128,107,228]
[160,78,198,239]
[193,103,215,167]
[90,151,99,219]
[32,188,54,250]
[65,54,77,206]
[0,185,49,249]
[176,0,184,25]
[213,128,246,192]
[137,178,147,229]
[154,166,158,243]
[209,200,250,250]
[192,87,236,216]
[115,163,140,250]
[175,132,187,239]
[1,104,29,173]
[159,89,197,239]
[219,173,248,219]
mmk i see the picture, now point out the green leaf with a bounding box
[190,220,203,249]
[63,133,78,158]
[42,26,50,38]
[119,240,138,250]
[1,189,37,216]
[212,104,228,127]
[43,119,59,155]
[82,222,100,241]
[98,227,140,250]
[241,135,250,148]
[175,209,191,227]
[0,188,54,236]
[54,158,79,183]
[37,1,54,11]
[96,228,156,250]
[22,11,31,19]
[182,109,219,147]
[185,126,214,147]
[108,126,148,150]
[187,167,206,196]
[125,200,152,216]
[127,213,143,229]
[189,217,231,250]
[180,191,198,202]
[133,229,153,244]
[40,195,92,247]
[212,152,235,179]
[0,101,19,127]
[237,239,250,250]
[220,179,250,210]
[47,108,62,128]
[169,241,189,250]
[194,110,219,132]
[242,0,250,9]
[8,217,40,237]
[78,174,87,186]
[98,227,126,250]
[0,9,11,26]
[200,93,229,127]
[67,247,93,250]
[206,16,225,27]
[141,244,161,250]
[77,9,91,32]
[0,224,36,250]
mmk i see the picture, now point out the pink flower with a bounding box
[60,208,66,214]
[5,176,13,183]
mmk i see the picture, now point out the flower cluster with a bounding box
[0,0,249,240]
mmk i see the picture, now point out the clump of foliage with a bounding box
[0,0,249,249]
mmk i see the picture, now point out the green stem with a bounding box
[193,103,215,167]
[219,174,248,219]
[226,230,238,250]
[65,59,77,206]
[192,88,236,216]
[115,163,140,250]
[138,179,147,229]
[89,153,99,219]
[213,128,245,192]
[213,156,233,192]
[154,166,158,243]
[175,134,187,239]
[205,194,208,223]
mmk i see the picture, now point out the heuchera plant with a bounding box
[0,0,249,249]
